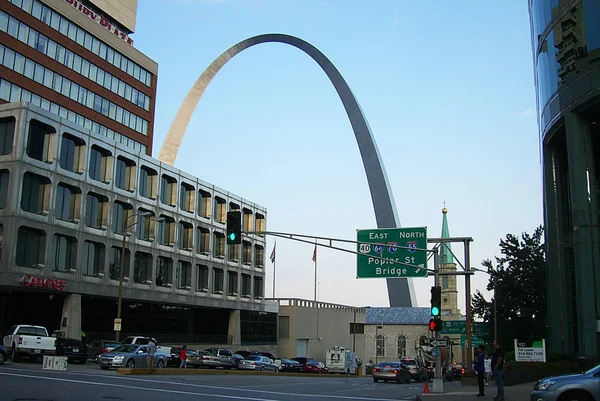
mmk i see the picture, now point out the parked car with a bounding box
[450,362,464,379]
[186,350,220,368]
[372,361,412,383]
[205,348,235,369]
[231,353,245,368]
[0,345,7,365]
[121,336,157,345]
[401,358,428,381]
[2,324,56,361]
[55,338,88,363]
[236,350,277,360]
[97,344,167,370]
[278,358,302,372]
[87,340,121,362]
[530,363,600,401]
[301,360,329,374]
[292,357,316,366]
[238,355,278,372]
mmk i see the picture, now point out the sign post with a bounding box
[356,227,428,278]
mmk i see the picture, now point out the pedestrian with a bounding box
[179,345,187,369]
[147,338,157,369]
[491,339,505,401]
[475,345,485,397]
[484,354,492,386]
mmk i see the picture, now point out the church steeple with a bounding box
[441,201,453,264]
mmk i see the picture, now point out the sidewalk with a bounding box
[416,381,535,401]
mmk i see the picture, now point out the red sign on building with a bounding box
[21,274,66,291]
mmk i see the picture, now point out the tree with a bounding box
[472,226,547,346]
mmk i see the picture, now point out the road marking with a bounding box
[0,370,401,400]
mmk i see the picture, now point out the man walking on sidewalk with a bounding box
[475,345,486,397]
[491,339,505,401]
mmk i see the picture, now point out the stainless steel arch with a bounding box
[158,33,415,307]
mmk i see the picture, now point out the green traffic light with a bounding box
[229,233,236,241]
[431,306,440,316]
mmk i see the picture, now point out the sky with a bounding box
[134,0,542,311]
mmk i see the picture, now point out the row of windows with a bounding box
[0,10,150,111]
[0,44,149,135]
[8,0,152,86]
[375,334,410,358]
[0,118,265,229]
[0,79,146,153]
[14,225,265,298]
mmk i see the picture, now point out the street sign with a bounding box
[431,340,447,347]
[114,318,122,332]
[461,335,484,347]
[432,348,441,356]
[356,227,428,278]
[441,321,488,335]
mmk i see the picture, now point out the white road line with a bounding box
[0,369,400,401]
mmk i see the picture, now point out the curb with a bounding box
[116,368,363,378]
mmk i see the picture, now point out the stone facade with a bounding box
[364,322,429,362]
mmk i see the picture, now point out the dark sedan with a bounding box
[0,345,7,365]
[56,338,88,363]
[372,361,412,383]
[279,359,302,372]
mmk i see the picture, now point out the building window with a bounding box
[212,267,224,294]
[196,264,208,292]
[136,209,156,241]
[214,197,226,223]
[227,271,238,296]
[241,274,251,298]
[349,322,365,334]
[157,216,175,246]
[196,226,210,254]
[109,246,130,281]
[53,234,76,273]
[228,244,239,262]
[112,201,132,235]
[376,335,385,357]
[176,261,191,289]
[27,119,55,163]
[178,221,193,251]
[133,251,152,284]
[279,316,290,339]
[442,276,449,289]
[0,170,9,209]
[88,145,111,182]
[254,245,264,268]
[397,335,407,358]
[0,224,3,262]
[115,156,135,191]
[213,233,225,258]
[242,241,252,265]
[198,189,211,218]
[139,166,157,199]
[255,213,265,236]
[160,174,177,206]
[85,192,107,229]
[156,256,173,287]
[229,202,240,212]
[21,171,50,214]
[55,183,80,222]
[253,276,264,299]
[59,133,84,173]
[16,226,46,268]
[180,183,194,213]
[0,117,16,156]
[82,240,104,277]
[243,209,253,232]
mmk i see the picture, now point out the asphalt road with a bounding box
[0,360,459,401]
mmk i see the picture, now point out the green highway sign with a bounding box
[356,227,428,278]
[441,321,489,335]
[461,335,485,347]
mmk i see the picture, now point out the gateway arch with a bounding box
[158,33,415,307]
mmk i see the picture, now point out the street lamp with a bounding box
[471,266,498,340]
[115,211,161,341]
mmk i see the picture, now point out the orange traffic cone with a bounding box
[423,380,430,394]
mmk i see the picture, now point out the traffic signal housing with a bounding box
[429,318,443,332]
[430,285,442,317]
[226,211,242,244]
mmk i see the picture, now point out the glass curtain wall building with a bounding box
[529,0,600,357]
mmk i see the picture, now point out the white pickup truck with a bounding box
[3,325,56,361]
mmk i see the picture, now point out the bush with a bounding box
[508,361,580,372]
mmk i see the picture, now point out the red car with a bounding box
[302,360,329,373]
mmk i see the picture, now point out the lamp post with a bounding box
[472,266,498,340]
[115,212,157,342]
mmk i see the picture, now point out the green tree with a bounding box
[472,226,547,346]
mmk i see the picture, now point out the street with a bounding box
[0,360,456,401]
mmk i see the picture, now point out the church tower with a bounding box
[440,205,461,318]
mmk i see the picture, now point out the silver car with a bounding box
[530,364,600,401]
[97,344,167,370]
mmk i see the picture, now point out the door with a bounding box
[295,339,308,357]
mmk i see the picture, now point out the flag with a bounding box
[269,241,276,263]
[312,245,317,262]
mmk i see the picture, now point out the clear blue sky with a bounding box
[135,0,541,310]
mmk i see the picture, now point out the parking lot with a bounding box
[0,359,451,401]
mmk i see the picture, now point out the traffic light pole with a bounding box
[432,247,443,393]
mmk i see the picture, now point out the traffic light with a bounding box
[226,211,242,244]
[430,285,441,317]
[429,318,443,332]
